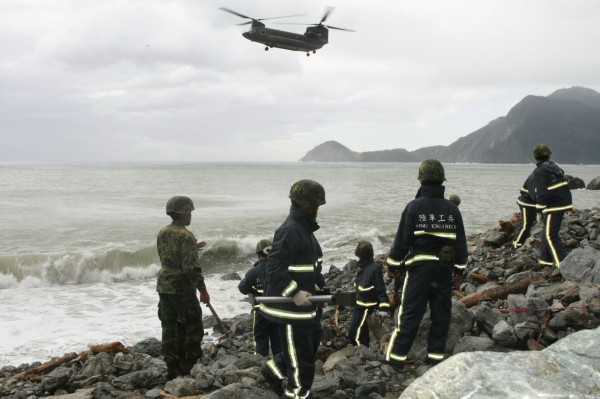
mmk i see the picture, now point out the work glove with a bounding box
[197,240,207,251]
[199,288,210,304]
[376,310,389,319]
[292,290,312,306]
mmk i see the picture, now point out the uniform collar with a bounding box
[290,205,320,233]
[419,184,445,198]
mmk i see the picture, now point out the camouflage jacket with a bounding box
[156,221,205,295]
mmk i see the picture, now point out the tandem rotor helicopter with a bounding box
[219,7,354,56]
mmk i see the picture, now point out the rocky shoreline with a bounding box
[1,207,599,399]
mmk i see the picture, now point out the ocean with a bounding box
[0,162,598,367]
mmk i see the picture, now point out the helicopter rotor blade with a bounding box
[219,7,253,20]
[258,13,307,21]
[324,25,355,32]
[320,7,334,24]
[237,21,253,26]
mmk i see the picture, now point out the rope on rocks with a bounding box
[492,304,597,313]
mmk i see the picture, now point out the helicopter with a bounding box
[220,7,354,56]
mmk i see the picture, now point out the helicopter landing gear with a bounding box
[265,46,269,51]
[306,52,310,57]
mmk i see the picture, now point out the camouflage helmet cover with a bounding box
[166,196,195,214]
[256,238,273,255]
[418,159,446,183]
[533,144,552,159]
[355,240,374,259]
[449,194,461,206]
[289,179,326,208]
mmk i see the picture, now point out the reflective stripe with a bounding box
[356,300,377,307]
[354,309,369,345]
[520,187,529,194]
[267,359,285,380]
[517,199,536,207]
[379,302,390,308]
[317,257,323,263]
[545,213,561,268]
[286,325,301,392]
[428,352,444,360]
[548,181,568,190]
[536,204,547,210]
[288,264,314,272]
[388,353,407,362]
[542,204,572,214]
[405,254,439,265]
[414,231,457,239]
[387,257,402,267]
[358,285,374,292]
[454,263,466,269]
[281,280,298,297]
[539,259,554,266]
[258,304,316,320]
[386,273,410,363]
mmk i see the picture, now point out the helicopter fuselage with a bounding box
[242,25,328,52]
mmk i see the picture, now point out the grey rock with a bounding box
[221,272,241,281]
[41,367,73,393]
[110,357,167,390]
[514,322,540,341]
[132,337,162,358]
[560,246,600,283]
[400,326,600,399]
[312,377,342,396]
[164,376,203,396]
[202,382,280,399]
[79,352,116,379]
[492,320,517,347]
[586,176,600,190]
[354,381,386,399]
[452,336,497,354]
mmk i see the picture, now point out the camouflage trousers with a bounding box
[158,293,204,377]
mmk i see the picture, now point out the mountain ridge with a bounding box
[300,86,600,164]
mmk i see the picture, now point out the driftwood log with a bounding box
[9,342,130,382]
[459,275,534,308]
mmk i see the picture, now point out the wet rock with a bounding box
[492,320,517,347]
[399,326,600,398]
[131,337,161,358]
[586,176,600,190]
[566,175,585,189]
[221,272,241,281]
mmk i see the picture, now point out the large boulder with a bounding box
[399,326,600,398]
[587,176,600,190]
[560,246,600,284]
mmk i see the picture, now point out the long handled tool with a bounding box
[205,302,231,340]
[251,291,356,306]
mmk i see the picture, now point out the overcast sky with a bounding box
[1,0,599,162]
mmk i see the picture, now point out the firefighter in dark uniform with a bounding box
[347,240,390,347]
[532,144,573,268]
[259,180,326,399]
[238,239,282,357]
[512,172,537,249]
[156,196,211,379]
[385,160,468,369]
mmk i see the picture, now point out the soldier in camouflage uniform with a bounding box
[157,196,211,379]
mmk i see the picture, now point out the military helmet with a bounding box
[256,238,272,255]
[418,159,446,183]
[166,196,195,214]
[533,144,552,159]
[449,194,461,206]
[289,179,326,208]
[354,240,374,259]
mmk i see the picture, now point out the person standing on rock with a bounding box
[156,196,211,379]
[531,144,573,269]
[385,160,468,369]
[259,180,326,399]
[347,240,390,347]
[238,238,282,357]
[512,172,538,249]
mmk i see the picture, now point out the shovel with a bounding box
[205,302,231,340]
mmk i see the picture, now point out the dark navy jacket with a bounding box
[261,206,321,325]
[355,259,390,310]
[238,259,267,309]
[387,184,468,272]
[517,173,537,208]
[533,161,573,213]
